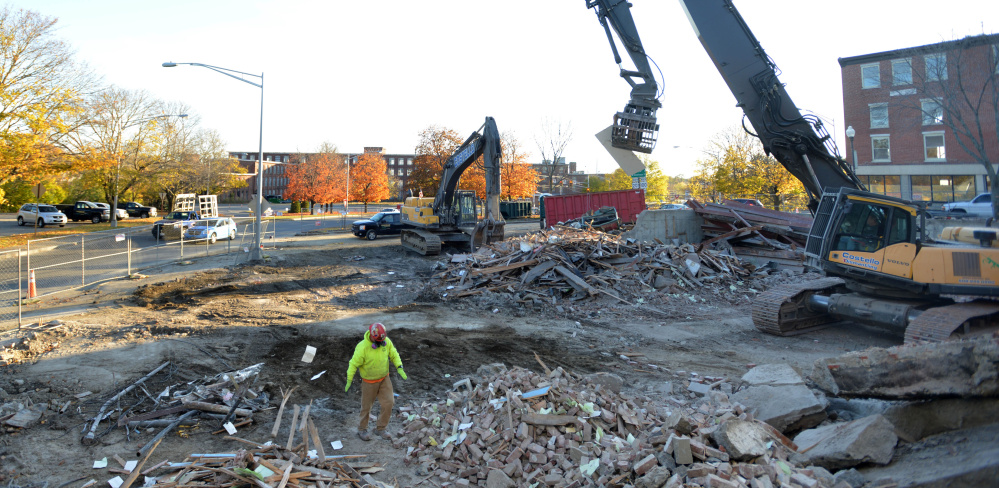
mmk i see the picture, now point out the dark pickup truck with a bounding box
[352,211,406,240]
[118,201,158,218]
[55,201,110,223]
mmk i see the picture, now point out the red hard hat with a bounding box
[369,323,386,342]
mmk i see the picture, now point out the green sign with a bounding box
[631,169,646,178]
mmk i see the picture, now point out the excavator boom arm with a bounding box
[679,0,865,207]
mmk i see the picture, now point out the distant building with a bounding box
[227,148,416,201]
[839,34,999,205]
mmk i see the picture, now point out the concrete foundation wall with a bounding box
[623,209,704,244]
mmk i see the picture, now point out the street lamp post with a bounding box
[112,114,188,227]
[163,61,265,261]
[845,125,857,172]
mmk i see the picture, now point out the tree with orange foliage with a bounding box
[286,150,346,214]
[349,152,390,212]
[500,132,537,200]
[408,125,463,197]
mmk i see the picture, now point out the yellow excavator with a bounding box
[680,0,999,343]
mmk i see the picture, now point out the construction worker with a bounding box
[345,322,407,440]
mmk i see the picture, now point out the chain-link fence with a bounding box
[0,250,21,327]
[1,212,370,328]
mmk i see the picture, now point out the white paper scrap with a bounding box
[124,460,137,472]
[302,345,317,363]
[307,449,318,459]
[331,440,343,450]
[143,477,156,487]
[254,465,275,478]
[93,457,107,469]
[311,370,327,381]
[108,477,124,488]
[224,422,237,435]
[458,422,473,431]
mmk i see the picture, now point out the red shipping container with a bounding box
[541,189,647,227]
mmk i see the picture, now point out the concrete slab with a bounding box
[741,363,805,387]
[711,420,769,461]
[731,384,826,433]
[793,414,897,470]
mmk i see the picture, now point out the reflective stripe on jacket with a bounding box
[347,330,402,382]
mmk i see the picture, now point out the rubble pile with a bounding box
[77,362,270,448]
[688,199,813,269]
[432,226,765,306]
[392,362,858,488]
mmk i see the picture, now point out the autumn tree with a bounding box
[534,118,573,192]
[409,125,463,197]
[640,157,670,202]
[286,149,346,214]
[350,152,390,212]
[500,131,537,200]
[607,168,632,190]
[0,7,97,203]
[585,174,609,192]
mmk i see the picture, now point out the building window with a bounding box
[993,45,999,74]
[921,99,943,125]
[923,132,946,161]
[407,158,413,166]
[265,155,272,161]
[925,53,947,81]
[407,169,411,176]
[390,158,395,165]
[869,103,889,128]
[892,59,912,85]
[390,168,395,176]
[861,63,880,88]
[872,135,890,162]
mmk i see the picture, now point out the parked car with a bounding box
[94,202,128,220]
[730,198,764,207]
[352,211,406,240]
[941,193,993,217]
[660,203,689,210]
[54,201,110,223]
[17,204,67,228]
[184,218,237,243]
[118,201,157,218]
[265,195,283,204]
[152,210,201,239]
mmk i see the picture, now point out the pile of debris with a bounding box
[392,358,869,488]
[76,362,271,449]
[432,226,764,305]
[84,435,375,488]
[689,199,813,270]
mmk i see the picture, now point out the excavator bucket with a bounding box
[612,104,659,153]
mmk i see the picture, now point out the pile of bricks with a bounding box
[391,363,842,488]
[432,226,759,304]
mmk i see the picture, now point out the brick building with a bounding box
[839,34,999,205]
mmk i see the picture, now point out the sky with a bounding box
[20,0,999,177]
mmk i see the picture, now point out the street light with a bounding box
[163,61,265,261]
[845,125,857,172]
[112,114,188,227]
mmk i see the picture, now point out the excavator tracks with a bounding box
[752,277,846,336]
[401,229,442,256]
[904,301,999,344]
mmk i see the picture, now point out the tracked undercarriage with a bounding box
[752,276,999,344]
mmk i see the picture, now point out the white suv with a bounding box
[94,202,128,220]
[942,193,992,217]
[17,204,67,227]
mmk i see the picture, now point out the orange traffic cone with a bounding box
[28,269,37,299]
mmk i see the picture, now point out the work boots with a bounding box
[373,429,391,440]
[357,429,371,441]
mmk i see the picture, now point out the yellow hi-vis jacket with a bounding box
[347,330,402,383]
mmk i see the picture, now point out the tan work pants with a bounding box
[359,376,394,431]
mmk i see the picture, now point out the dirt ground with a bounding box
[0,225,905,487]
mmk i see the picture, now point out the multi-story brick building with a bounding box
[839,34,999,205]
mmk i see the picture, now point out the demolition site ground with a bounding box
[0,227,917,486]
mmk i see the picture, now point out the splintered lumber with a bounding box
[553,265,595,295]
[138,410,197,457]
[82,361,171,445]
[286,405,300,450]
[271,386,296,438]
[469,258,539,277]
[121,439,161,488]
[181,400,253,417]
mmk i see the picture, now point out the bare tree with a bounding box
[895,35,999,220]
[534,118,573,193]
